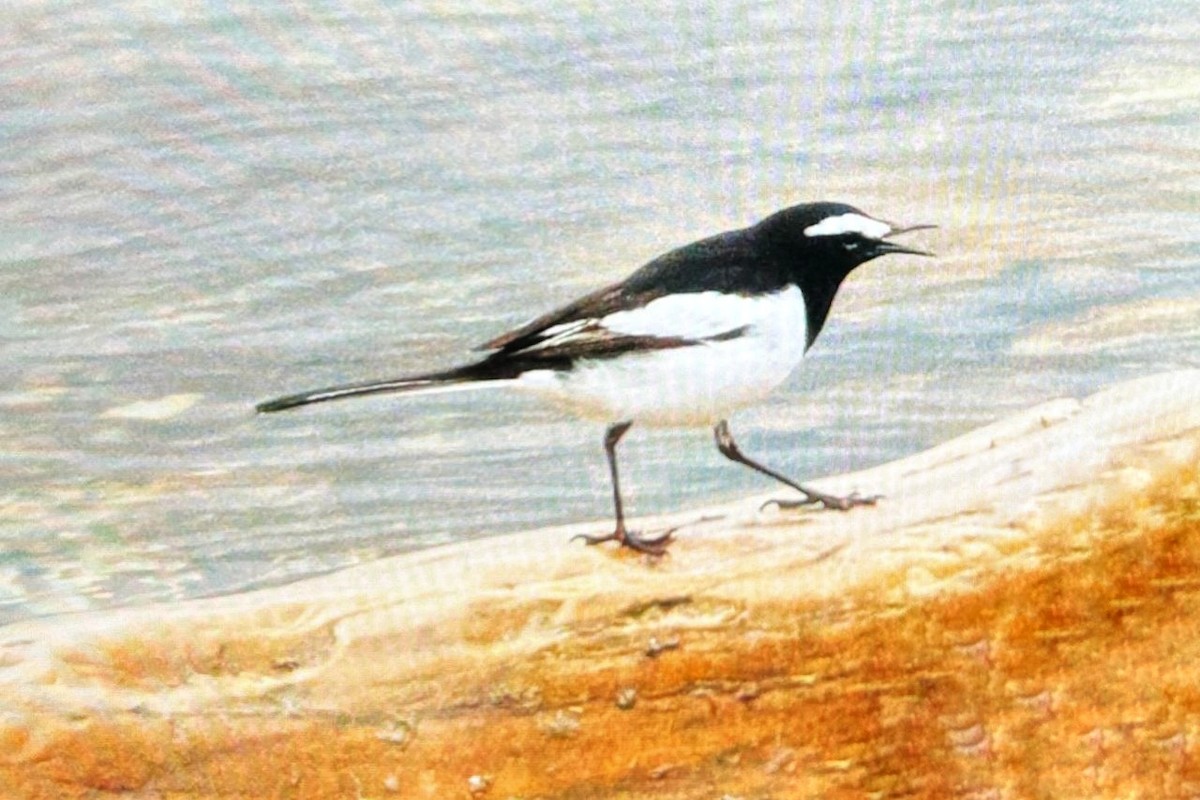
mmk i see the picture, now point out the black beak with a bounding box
[878,223,937,257]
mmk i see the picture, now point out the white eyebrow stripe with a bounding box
[803,213,892,239]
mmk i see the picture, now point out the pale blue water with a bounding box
[3,0,1199,623]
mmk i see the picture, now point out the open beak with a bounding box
[878,222,937,257]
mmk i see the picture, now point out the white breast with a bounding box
[517,286,809,427]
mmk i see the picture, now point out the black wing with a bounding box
[476,226,786,360]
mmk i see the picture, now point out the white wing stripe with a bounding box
[517,289,803,352]
[601,290,774,340]
[537,319,592,341]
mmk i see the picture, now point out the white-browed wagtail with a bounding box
[257,202,934,554]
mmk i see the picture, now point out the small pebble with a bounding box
[538,709,581,738]
[375,719,413,746]
[645,636,680,657]
[735,682,761,702]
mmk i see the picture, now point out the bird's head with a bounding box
[759,201,935,277]
[754,201,935,350]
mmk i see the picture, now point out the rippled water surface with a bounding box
[3,0,1199,623]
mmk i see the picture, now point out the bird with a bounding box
[256,201,934,554]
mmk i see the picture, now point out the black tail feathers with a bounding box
[255,362,499,413]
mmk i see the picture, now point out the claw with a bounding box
[573,526,675,555]
[763,491,882,512]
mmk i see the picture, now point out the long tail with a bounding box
[255,362,508,413]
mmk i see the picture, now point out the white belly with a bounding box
[516,286,809,426]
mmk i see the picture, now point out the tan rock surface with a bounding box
[2,370,1200,799]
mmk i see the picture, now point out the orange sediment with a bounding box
[2,372,1199,799]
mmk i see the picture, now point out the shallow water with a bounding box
[2,0,1198,623]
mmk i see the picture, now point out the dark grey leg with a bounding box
[573,421,674,554]
[713,420,879,510]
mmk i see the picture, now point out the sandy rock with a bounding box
[2,370,1199,799]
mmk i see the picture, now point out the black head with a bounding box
[755,201,935,348]
[757,201,934,270]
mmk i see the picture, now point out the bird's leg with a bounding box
[713,420,879,511]
[573,421,674,554]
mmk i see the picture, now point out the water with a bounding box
[2,0,1198,624]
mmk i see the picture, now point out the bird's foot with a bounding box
[573,525,675,555]
[762,490,881,512]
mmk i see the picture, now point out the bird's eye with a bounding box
[843,239,861,251]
